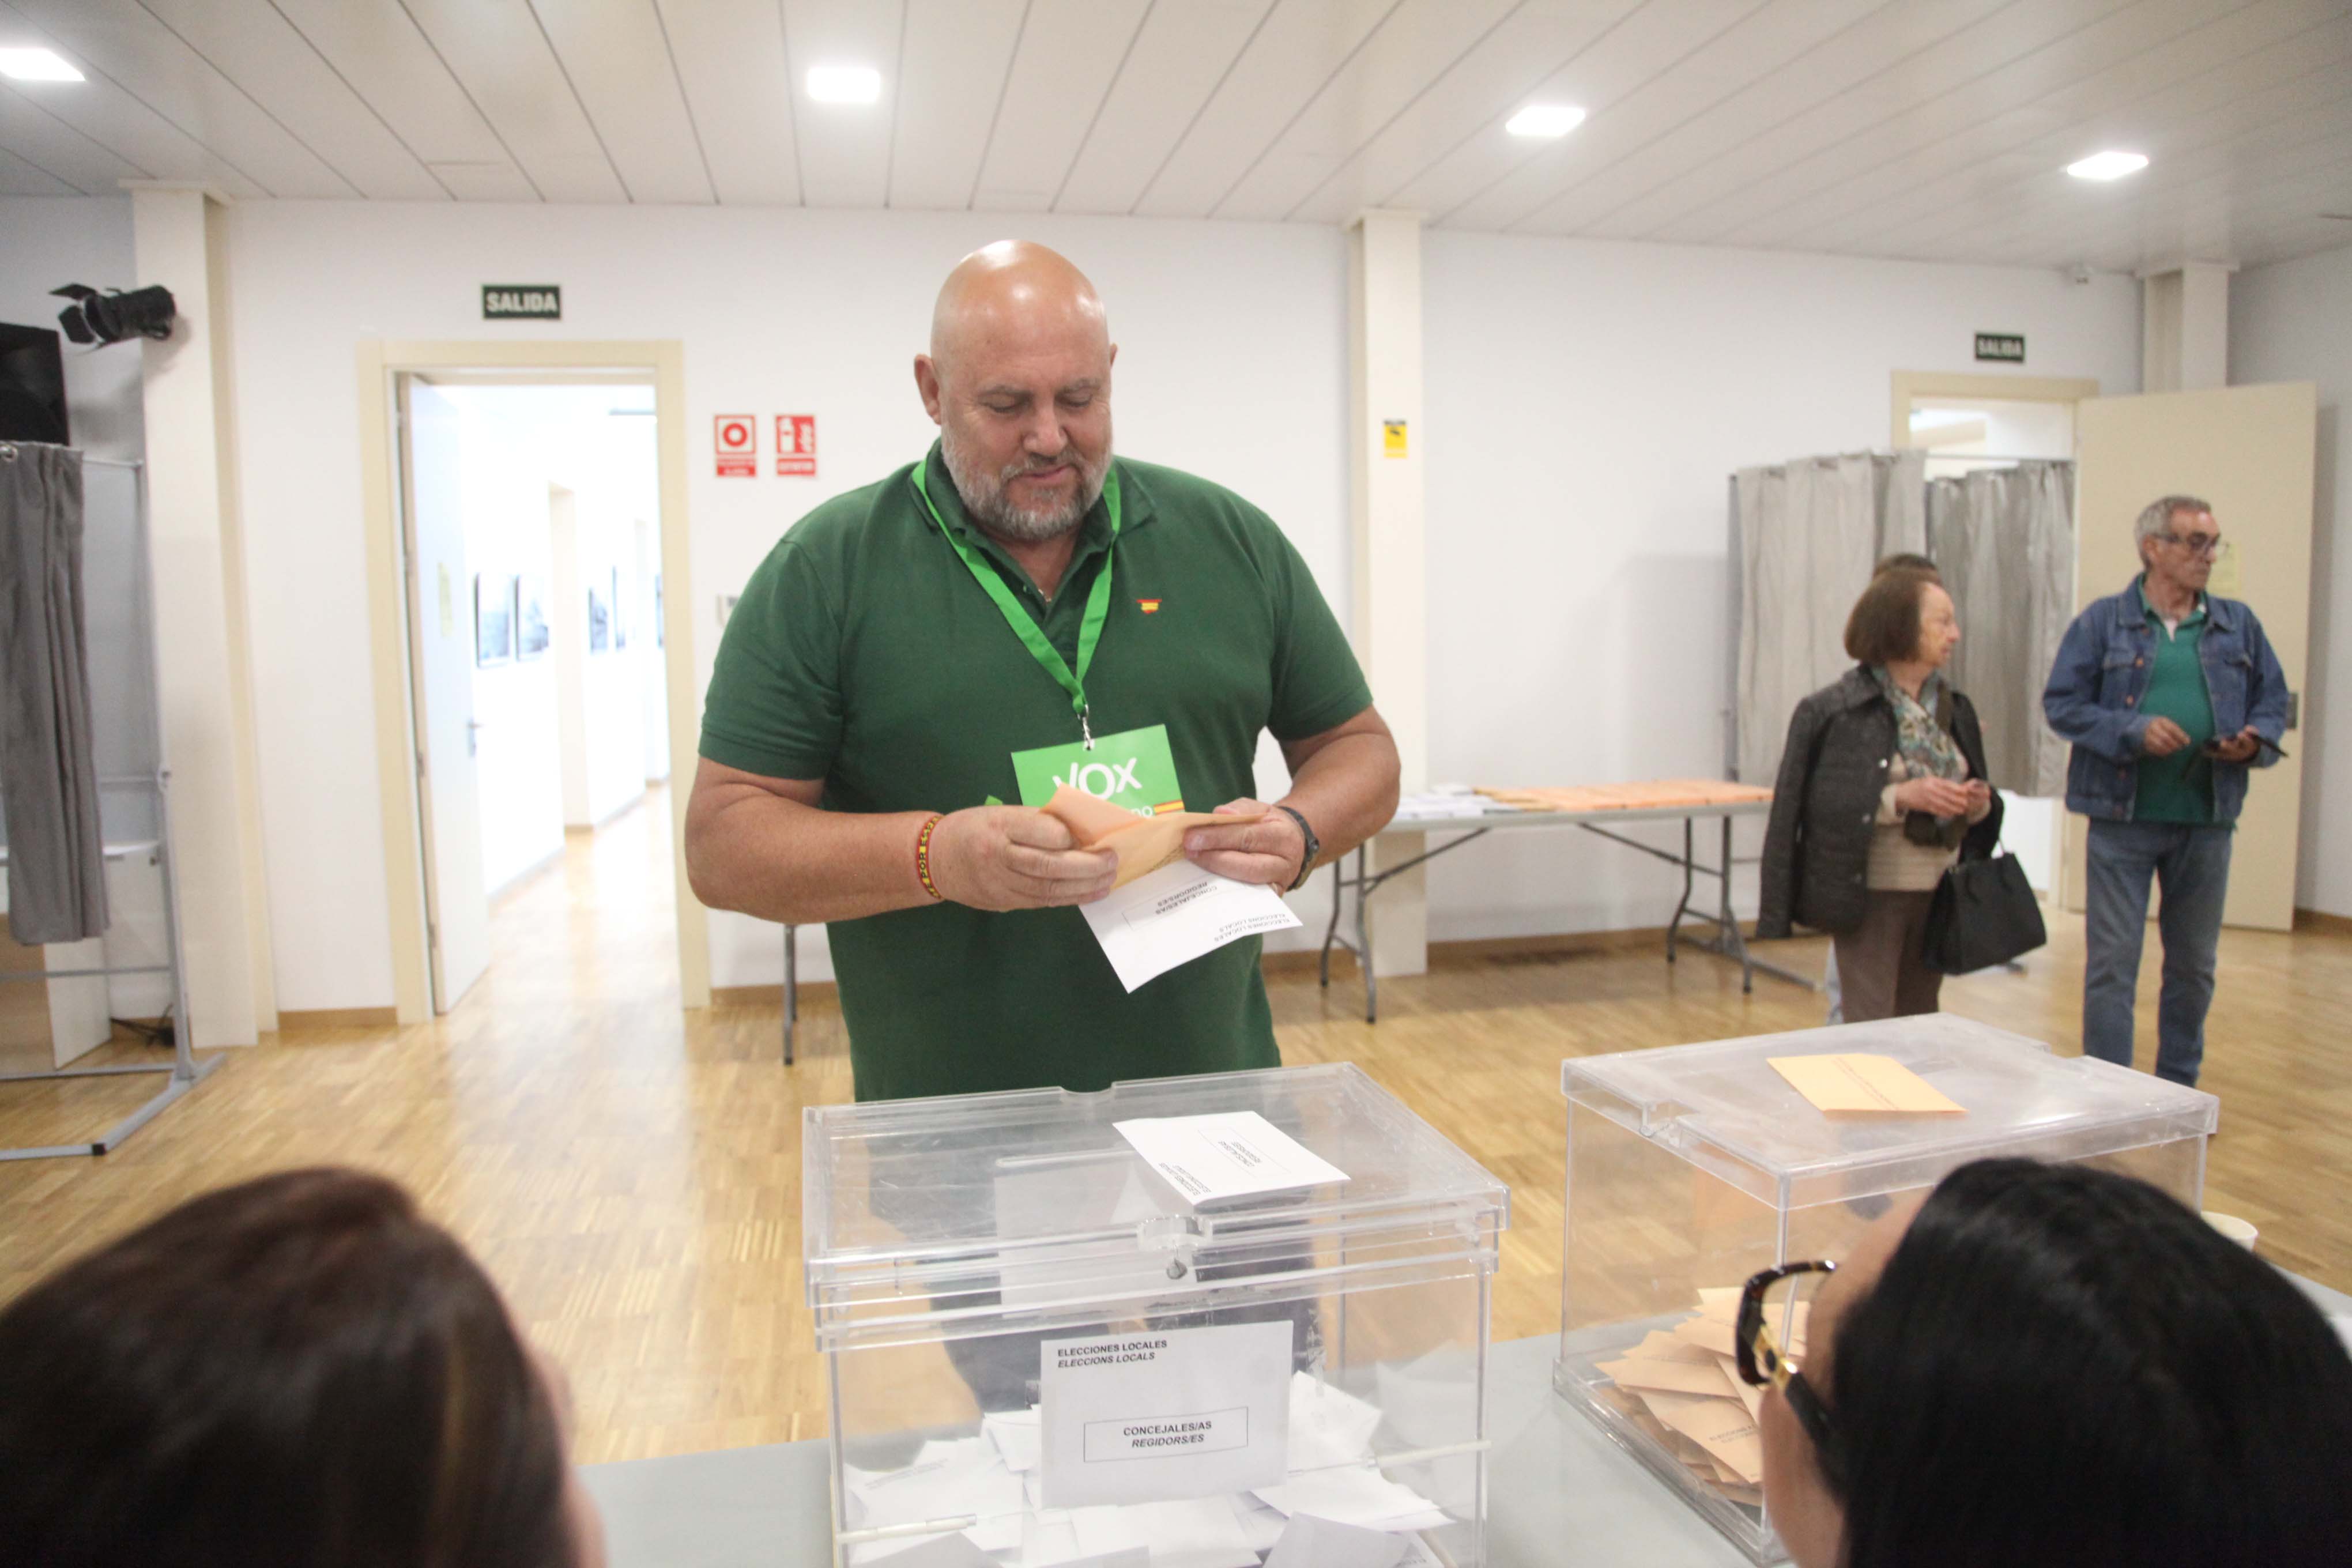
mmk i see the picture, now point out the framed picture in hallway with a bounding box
[587,582,612,653]
[516,576,549,660]
[474,573,515,666]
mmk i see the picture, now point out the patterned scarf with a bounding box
[1870,666,1966,782]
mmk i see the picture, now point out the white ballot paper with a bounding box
[1069,1499,1258,1568]
[1253,1468,1449,1533]
[1112,1112,1349,1207]
[1039,1320,1292,1508]
[1263,1514,1410,1568]
[1289,1372,1386,1471]
[983,1407,1043,1474]
[1079,858,1301,993]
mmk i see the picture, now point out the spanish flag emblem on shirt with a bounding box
[1137,598,1162,615]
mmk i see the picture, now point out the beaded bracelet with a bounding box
[914,813,945,901]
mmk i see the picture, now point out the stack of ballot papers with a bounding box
[1589,1287,1808,1510]
[849,1369,1452,1566]
[1389,791,1517,824]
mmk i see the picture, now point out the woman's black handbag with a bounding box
[1923,850,2048,975]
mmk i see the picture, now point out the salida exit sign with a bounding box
[483,284,561,320]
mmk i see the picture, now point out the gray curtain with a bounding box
[1,441,108,943]
[1733,450,1927,783]
[1928,460,2075,797]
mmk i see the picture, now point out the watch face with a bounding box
[1280,806,1318,889]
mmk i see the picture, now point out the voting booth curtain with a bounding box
[1730,451,2074,796]
[1928,460,2075,797]
[0,440,108,944]
[1732,451,1927,786]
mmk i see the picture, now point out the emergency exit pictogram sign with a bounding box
[715,414,756,477]
[776,414,817,477]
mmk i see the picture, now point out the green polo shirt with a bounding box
[700,445,1373,1102]
[2135,587,2217,824]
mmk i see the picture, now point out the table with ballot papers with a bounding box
[1323,782,1797,1022]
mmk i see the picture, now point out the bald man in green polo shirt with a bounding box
[686,242,1400,1102]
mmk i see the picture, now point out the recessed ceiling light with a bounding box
[2067,150,2149,182]
[0,47,82,82]
[1506,104,1585,139]
[806,65,881,104]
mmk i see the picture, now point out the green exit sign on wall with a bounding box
[1974,333,2026,362]
[483,285,561,320]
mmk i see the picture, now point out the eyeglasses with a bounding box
[2160,531,2227,559]
[1734,1260,1846,1491]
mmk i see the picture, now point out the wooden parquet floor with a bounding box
[1,790,2345,1463]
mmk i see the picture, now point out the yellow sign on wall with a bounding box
[1382,419,1408,458]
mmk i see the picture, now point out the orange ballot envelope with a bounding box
[1767,1053,1966,1117]
[1042,785,1268,890]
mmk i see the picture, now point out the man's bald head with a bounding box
[915,241,1117,547]
[928,240,1109,383]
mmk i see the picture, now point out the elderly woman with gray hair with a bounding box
[2042,493,2290,1088]
[1758,568,2002,1022]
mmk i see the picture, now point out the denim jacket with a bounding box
[2042,576,2289,823]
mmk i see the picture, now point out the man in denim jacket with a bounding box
[2042,495,2290,1087]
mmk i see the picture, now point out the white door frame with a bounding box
[1891,371,2104,913]
[1889,370,2103,451]
[357,340,707,1023]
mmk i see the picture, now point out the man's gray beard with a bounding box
[941,425,1109,544]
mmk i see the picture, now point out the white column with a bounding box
[128,183,273,1044]
[2141,262,2232,392]
[1347,211,1427,978]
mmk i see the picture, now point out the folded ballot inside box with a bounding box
[805,1064,1509,1567]
[1555,1013,2219,1565]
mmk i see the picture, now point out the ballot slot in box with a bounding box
[1554,1013,2220,1565]
[804,1063,1510,1568]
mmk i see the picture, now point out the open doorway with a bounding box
[1903,394,2075,899]
[1894,372,2099,909]
[358,340,703,1026]
[395,376,675,1013]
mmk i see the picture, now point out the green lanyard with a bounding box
[912,455,1121,748]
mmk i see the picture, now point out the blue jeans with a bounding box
[2082,819,2233,1086]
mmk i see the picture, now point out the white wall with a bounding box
[221,202,1348,1004]
[573,490,650,826]
[131,191,2154,1005]
[2234,244,2352,917]
[1421,233,2140,941]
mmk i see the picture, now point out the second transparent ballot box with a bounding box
[1555,1014,2219,1563]
[804,1063,1512,1567]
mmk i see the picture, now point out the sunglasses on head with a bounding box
[1734,1260,1847,1493]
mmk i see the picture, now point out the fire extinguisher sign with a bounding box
[776,414,817,477]
[714,414,756,477]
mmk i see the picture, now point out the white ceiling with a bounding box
[2,0,2347,273]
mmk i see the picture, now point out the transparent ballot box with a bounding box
[804,1063,1510,1567]
[1554,1014,2219,1563]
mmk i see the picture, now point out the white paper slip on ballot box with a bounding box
[1554,1013,2219,1565]
[803,1064,1509,1567]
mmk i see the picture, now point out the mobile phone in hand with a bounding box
[2204,734,2290,761]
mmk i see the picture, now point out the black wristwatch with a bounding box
[1272,804,1320,891]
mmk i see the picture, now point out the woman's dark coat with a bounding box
[1756,666,2004,940]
